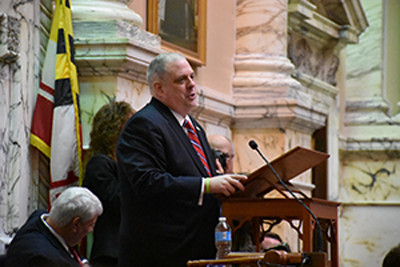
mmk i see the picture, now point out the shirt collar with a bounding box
[169,108,191,127]
[40,213,71,255]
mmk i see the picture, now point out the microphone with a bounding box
[249,140,258,150]
[248,140,323,252]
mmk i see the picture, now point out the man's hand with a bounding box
[206,174,247,196]
[215,159,224,175]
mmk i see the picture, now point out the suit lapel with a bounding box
[151,98,212,177]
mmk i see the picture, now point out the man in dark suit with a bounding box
[117,52,247,267]
[5,187,103,267]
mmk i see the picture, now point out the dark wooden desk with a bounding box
[222,197,339,267]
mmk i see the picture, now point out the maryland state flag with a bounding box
[30,0,83,204]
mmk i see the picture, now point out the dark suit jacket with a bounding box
[5,210,81,267]
[83,154,120,264]
[117,98,220,267]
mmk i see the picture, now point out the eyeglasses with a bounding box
[225,153,234,160]
[220,152,234,160]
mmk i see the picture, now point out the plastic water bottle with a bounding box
[215,217,232,259]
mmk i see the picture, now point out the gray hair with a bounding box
[146,52,186,93]
[49,186,103,227]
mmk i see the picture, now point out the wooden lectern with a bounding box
[221,146,339,267]
[187,250,328,266]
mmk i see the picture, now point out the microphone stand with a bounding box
[248,140,323,252]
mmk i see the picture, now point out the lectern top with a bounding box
[231,146,329,198]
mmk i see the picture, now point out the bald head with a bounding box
[209,135,230,151]
[208,134,234,173]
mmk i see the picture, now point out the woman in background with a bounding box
[83,101,134,267]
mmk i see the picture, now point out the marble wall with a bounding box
[340,205,400,266]
[0,0,41,253]
[339,0,400,265]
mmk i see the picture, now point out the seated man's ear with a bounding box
[71,217,81,231]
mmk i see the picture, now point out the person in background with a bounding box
[208,134,235,174]
[209,134,256,252]
[382,243,400,267]
[117,52,247,267]
[5,186,103,267]
[83,101,134,267]
[261,231,291,252]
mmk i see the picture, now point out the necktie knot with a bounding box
[183,119,193,130]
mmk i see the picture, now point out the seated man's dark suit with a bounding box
[5,210,82,267]
[117,97,220,267]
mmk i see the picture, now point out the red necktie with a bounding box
[70,247,83,266]
[183,119,212,177]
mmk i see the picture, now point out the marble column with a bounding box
[0,0,40,252]
[233,0,299,102]
[71,0,142,24]
[71,0,160,147]
[0,14,20,253]
[232,0,315,170]
[231,0,326,141]
[231,1,311,253]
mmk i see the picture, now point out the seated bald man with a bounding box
[208,134,235,174]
